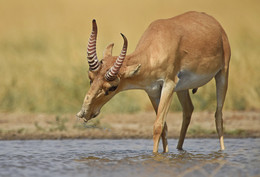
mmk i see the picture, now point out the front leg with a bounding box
[147,88,168,153]
[161,122,168,153]
[153,80,175,153]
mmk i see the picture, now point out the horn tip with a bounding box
[92,19,97,31]
[92,19,97,25]
[120,33,127,41]
[120,33,128,46]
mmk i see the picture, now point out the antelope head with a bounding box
[76,20,139,122]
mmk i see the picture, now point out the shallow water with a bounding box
[0,139,259,177]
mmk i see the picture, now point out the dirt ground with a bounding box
[0,111,259,140]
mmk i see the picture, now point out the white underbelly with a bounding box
[174,70,218,92]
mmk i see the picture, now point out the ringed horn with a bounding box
[105,33,128,81]
[87,19,100,71]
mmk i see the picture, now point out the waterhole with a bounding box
[0,139,259,177]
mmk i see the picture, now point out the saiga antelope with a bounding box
[76,11,231,153]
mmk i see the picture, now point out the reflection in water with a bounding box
[75,150,229,177]
[0,139,259,177]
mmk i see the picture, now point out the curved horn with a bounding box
[87,19,100,71]
[105,33,128,81]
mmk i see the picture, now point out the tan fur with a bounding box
[77,11,231,152]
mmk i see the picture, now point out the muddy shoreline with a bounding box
[0,111,259,140]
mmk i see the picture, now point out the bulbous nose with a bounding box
[76,110,85,118]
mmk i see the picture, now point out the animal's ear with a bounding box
[103,43,114,58]
[123,64,141,78]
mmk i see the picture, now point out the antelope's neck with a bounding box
[120,51,163,92]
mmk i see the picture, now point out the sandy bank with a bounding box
[0,111,259,140]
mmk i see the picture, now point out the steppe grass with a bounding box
[0,0,259,114]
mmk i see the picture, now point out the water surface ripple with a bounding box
[0,139,259,177]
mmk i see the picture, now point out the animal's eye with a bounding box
[108,86,118,92]
[105,86,118,96]
[90,80,93,85]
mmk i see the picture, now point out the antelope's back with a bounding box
[135,11,227,75]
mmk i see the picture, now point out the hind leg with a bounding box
[176,90,194,150]
[215,69,229,150]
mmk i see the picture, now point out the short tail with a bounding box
[192,88,198,94]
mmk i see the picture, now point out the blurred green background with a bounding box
[0,0,259,114]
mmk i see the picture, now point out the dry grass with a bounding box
[0,0,260,114]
